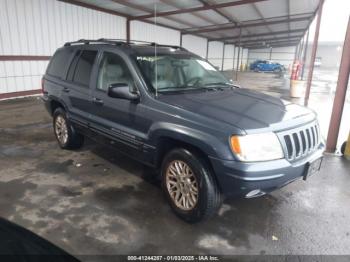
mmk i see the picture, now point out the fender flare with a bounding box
[148,122,234,160]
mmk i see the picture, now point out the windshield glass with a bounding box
[136,55,231,93]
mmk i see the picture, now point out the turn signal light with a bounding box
[230,136,241,154]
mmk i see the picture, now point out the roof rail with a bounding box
[63,39,127,47]
[98,38,187,50]
[63,38,187,51]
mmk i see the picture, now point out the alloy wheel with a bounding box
[55,115,68,145]
[165,160,198,211]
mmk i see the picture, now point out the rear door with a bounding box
[63,49,98,126]
[44,48,75,105]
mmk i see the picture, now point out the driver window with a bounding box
[97,52,134,91]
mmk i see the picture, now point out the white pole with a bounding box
[154,3,158,98]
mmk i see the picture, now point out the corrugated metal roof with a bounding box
[66,0,322,48]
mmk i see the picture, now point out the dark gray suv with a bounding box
[42,39,324,222]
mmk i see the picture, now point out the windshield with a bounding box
[136,55,231,93]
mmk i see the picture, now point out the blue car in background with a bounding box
[250,60,285,72]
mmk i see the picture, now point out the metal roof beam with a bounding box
[198,0,237,24]
[110,0,197,28]
[59,0,180,31]
[159,0,219,26]
[287,0,291,37]
[251,3,275,39]
[209,29,305,41]
[59,0,131,18]
[245,42,299,49]
[183,16,311,35]
[131,0,268,20]
[244,39,301,46]
[228,35,303,45]
[198,0,254,35]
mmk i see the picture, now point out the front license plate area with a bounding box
[303,157,323,181]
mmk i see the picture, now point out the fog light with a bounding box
[246,189,265,198]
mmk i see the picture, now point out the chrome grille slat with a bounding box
[279,122,321,161]
[302,129,310,155]
[315,125,319,145]
[310,126,316,149]
[306,129,312,149]
[289,134,296,160]
[296,132,302,157]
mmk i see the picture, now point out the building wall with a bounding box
[222,44,234,70]
[304,42,344,69]
[130,21,180,46]
[181,34,207,58]
[0,0,126,95]
[0,0,228,97]
[208,41,224,70]
[242,48,249,67]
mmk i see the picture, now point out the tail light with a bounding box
[41,77,47,94]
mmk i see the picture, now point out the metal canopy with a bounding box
[59,0,322,49]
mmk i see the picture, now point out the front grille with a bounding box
[279,122,321,161]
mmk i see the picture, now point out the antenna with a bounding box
[154,3,158,98]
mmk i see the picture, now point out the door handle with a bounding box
[62,87,70,93]
[92,97,104,105]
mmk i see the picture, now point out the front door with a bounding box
[89,51,150,159]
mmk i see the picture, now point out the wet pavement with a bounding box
[0,83,350,256]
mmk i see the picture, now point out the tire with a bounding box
[274,68,282,73]
[161,148,222,223]
[53,107,84,149]
[341,142,347,155]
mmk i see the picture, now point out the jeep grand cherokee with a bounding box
[42,39,324,222]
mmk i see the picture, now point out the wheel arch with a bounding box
[149,123,232,192]
[49,98,68,116]
[150,124,226,162]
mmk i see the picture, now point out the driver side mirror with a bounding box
[107,83,140,102]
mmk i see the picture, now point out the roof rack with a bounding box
[63,39,127,47]
[63,38,187,51]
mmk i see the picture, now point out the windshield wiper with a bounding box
[204,82,234,87]
[157,85,226,94]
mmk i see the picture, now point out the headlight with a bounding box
[230,133,284,162]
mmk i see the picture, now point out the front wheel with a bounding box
[161,148,222,223]
[53,108,84,149]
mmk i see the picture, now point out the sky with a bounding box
[310,0,350,42]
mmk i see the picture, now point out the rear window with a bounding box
[47,49,74,79]
[72,50,98,86]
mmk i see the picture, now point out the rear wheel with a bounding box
[53,108,84,149]
[161,148,222,223]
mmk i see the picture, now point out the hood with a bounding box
[157,88,316,133]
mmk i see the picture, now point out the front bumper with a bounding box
[209,143,325,197]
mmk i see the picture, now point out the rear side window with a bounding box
[67,50,82,81]
[72,50,98,86]
[47,49,74,79]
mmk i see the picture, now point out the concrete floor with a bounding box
[1,78,350,255]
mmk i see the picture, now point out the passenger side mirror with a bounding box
[107,83,140,101]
